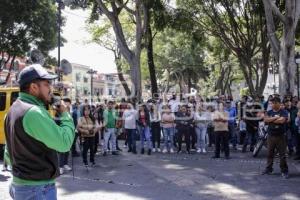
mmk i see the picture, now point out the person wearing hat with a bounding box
[4,64,75,199]
[262,96,289,179]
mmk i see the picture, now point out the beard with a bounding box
[37,91,51,106]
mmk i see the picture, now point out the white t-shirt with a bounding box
[123,109,138,129]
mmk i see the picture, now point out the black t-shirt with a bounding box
[266,109,289,136]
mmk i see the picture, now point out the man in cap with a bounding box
[4,64,75,199]
[262,96,289,179]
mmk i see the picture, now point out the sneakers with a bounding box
[141,148,145,154]
[59,168,64,175]
[170,148,174,154]
[202,148,207,153]
[162,148,168,153]
[152,148,156,153]
[157,148,161,153]
[281,172,289,179]
[147,149,151,155]
[197,149,202,153]
[91,162,96,167]
[112,151,119,155]
[261,169,273,175]
[63,165,72,171]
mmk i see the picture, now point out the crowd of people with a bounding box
[60,93,300,179]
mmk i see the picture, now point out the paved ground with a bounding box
[1,145,300,200]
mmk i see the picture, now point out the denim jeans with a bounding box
[163,127,175,150]
[9,183,57,200]
[126,129,137,152]
[103,128,116,152]
[228,123,237,147]
[59,152,69,167]
[195,126,207,149]
[139,126,152,149]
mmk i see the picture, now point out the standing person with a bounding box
[137,104,152,155]
[262,97,289,179]
[225,100,237,150]
[71,102,81,157]
[102,101,118,156]
[212,102,230,159]
[57,98,73,175]
[123,103,138,154]
[161,105,176,153]
[94,105,104,154]
[206,105,215,147]
[175,105,193,154]
[150,102,161,152]
[294,101,300,160]
[77,106,100,167]
[243,100,259,152]
[5,64,75,200]
[194,103,210,153]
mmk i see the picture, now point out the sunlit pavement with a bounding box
[1,144,300,200]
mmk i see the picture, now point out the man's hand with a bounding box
[57,100,68,114]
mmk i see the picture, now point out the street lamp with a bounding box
[87,69,97,103]
[295,52,300,98]
[56,0,64,82]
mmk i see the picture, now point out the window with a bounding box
[0,92,6,111]
[10,92,19,105]
[109,89,113,95]
[76,73,81,82]
[84,77,88,83]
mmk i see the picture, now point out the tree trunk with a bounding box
[145,11,158,96]
[5,55,16,84]
[115,58,131,97]
[263,0,300,95]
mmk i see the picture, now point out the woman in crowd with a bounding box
[194,102,211,153]
[161,105,176,153]
[150,102,161,152]
[77,105,101,167]
[175,105,193,154]
[137,104,152,155]
[212,102,230,159]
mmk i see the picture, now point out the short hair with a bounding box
[271,96,281,103]
[63,98,71,103]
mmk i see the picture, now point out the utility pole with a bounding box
[56,0,64,82]
[87,69,97,103]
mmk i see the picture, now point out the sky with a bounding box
[49,8,117,74]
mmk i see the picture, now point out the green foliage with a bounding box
[0,0,60,58]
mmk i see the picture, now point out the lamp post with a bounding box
[56,0,64,82]
[295,52,300,98]
[87,69,97,103]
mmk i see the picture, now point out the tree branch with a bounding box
[266,0,287,24]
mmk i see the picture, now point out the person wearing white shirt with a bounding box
[194,104,211,153]
[122,103,138,154]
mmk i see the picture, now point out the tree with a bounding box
[0,0,59,83]
[90,0,147,101]
[177,0,270,96]
[87,21,131,96]
[263,0,300,95]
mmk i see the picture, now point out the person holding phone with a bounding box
[5,64,75,200]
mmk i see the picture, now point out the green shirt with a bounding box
[8,92,75,186]
[103,109,117,128]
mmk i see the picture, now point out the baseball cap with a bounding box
[18,64,58,86]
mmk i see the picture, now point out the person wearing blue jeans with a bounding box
[139,125,152,154]
[163,127,175,153]
[137,104,152,155]
[194,104,210,153]
[126,129,137,154]
[225,100,237,150]
[9,184,57,200]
